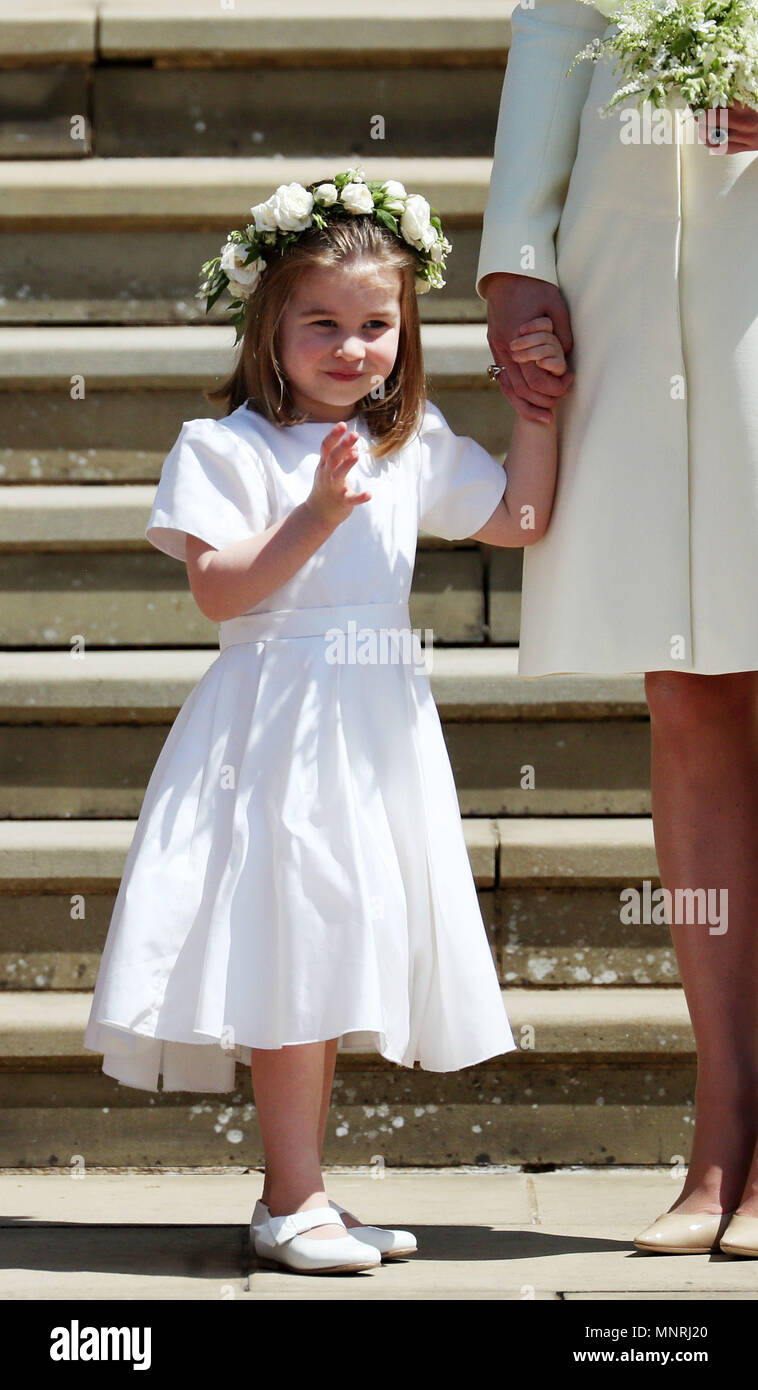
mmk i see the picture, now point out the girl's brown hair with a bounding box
[204,213,427,460]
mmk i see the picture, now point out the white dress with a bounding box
[82,400,516,1092]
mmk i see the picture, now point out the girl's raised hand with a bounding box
[304,421,372,528]
[508,316,573,383]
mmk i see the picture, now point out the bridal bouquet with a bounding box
[568,0,758,115]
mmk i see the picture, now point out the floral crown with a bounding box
[197,167,452,342]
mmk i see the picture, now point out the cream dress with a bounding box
[82,401,516,1092]
[477,0,758,675]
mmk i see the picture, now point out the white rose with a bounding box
[226,275,251,300]
[400,194,433,249]
[219,240,245,274]
[249,199,278,233]
[220,242,266,297]
[340,181,375,214]
[314,182,338,206]
[382,179,407,212]
[268,182,314,231]
[415,274,431,294]
[429,239,445,264]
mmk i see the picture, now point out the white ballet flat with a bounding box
[328,1200,417,1259]
[250,1198,269,1231]
[250,1198,416,1260]
[252,1204,381,1274]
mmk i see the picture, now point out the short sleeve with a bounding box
[145,418,271,562]
[417,402,507,540]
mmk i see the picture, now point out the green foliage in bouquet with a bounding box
[568,0,758,114]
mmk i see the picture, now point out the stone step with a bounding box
[1,646,647,719]
[2,3,511,159]
[0,816,679,990]
[0,649,651,817]
[0,480,511,644]
[0,494,497,649]
[0,550,501,645]
[0,156,491,323]
[0,986,693,1167]
[0,323,512,481]
[0,816,657,889]
[0,2,94,156]
[3,1,512,66]
[0,986,692,1062]
[0,320,496,390]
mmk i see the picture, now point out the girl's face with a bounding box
[278,261,403,422]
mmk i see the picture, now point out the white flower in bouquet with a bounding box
[569,0,758,115]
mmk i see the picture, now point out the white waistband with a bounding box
[218,601,412,649]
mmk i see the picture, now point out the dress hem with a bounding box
[518,662,758,678]
[84,1018,518,1092]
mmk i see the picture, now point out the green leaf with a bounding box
[375,208,399,234]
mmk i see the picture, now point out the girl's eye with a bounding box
[310,320,388,329]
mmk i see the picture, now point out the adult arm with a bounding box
[476,1,608,420]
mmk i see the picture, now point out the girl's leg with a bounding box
[250,1040,345,1240]
[317,1038,339,1158]
[645,670,758,1214]
[259,1039,338,1201]
[314,1038,363,1228]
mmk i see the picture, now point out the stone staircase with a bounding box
[0,1,693,1170]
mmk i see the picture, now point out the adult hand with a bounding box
[483,272,575,423]
[700,101,758,152]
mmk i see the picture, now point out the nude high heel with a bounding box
[634,1209,735,1254]
[719,1212,758,1256]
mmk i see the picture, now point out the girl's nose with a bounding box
[335,338,366,360]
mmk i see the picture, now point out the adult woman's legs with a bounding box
[645,670,758,1214]
[251,1040,345,1239]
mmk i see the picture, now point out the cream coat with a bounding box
[477,0,758,674]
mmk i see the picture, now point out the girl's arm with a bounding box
[470,315,568,548]
[185,422,367,622]
[470,411,558,547]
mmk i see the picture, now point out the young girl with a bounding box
[83,169,570,1275]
